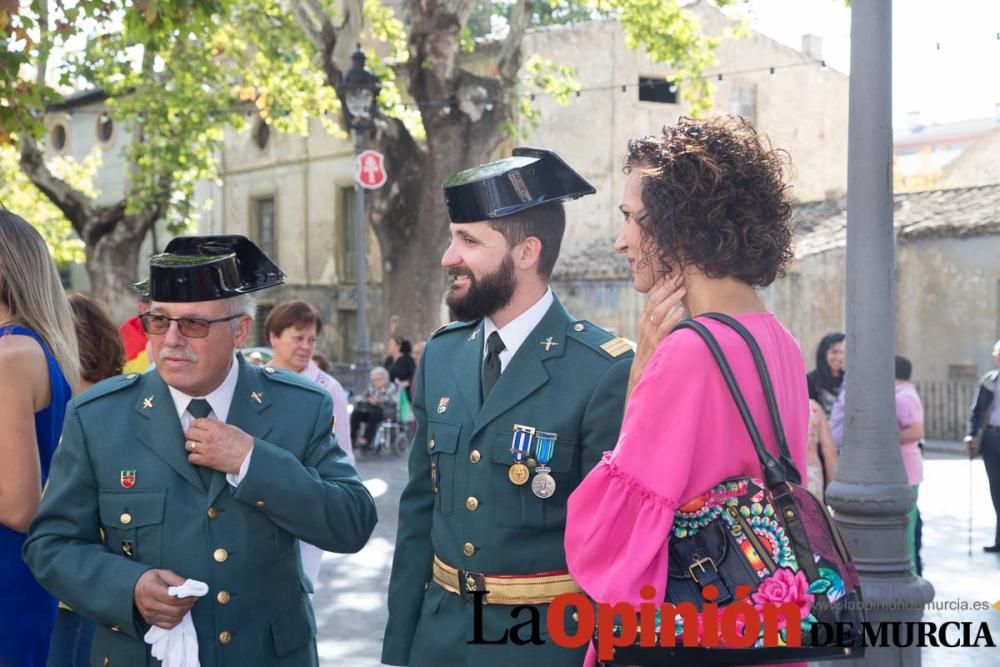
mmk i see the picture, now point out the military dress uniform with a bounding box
[382,149,634,667]
[23,236,377,667]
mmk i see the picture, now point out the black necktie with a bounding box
[187,399,214,488]
[187,398,212,419]
[482,332,505,400]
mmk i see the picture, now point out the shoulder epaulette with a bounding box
[75,372,143,406]
[260,366,326,396]
[430,319,479,339]
[566,321,634,359]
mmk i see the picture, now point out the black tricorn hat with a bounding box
[133,235,285,302]
[443,147,595,223]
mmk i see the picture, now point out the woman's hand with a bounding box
[627,275,686,401]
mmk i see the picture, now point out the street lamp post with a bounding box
[822,2,934,665]
[341,45,381,395]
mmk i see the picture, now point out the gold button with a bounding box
[110,625,120,632]
[466,497,479,511]
[213,548,228,563]
[574,323,585,332]
[526,458,537,468]
[217,590,231,605]
[463,542,475,557]
[428,439,436,450]
[103,658,109,667]
[255,500,265,508]
[264,367,275,374]
[219,630,232,645]
[119,513,132,525]
[207,507,219,519]
[470,450,481,463]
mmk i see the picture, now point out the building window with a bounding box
[96,112,115,147]
[49,121,68,154]
[251,197,276,260]
[638,77,678,104]
[729,85,756,125]
[253,119,270,150]
[339,186,359,282]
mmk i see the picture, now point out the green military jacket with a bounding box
[24,354,377,667]
[382,295,633,667]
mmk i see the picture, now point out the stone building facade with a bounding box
[197,4,848,358]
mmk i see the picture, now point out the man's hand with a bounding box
[965,435,978,458]
[184,419,253,474]
[134,569,197,629]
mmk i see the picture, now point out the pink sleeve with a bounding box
[565,331,713,606]
[896,389,923,428]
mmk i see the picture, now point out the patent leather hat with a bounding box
[443,147,595,223]
[133,235,285,302]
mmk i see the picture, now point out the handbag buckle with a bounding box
[687,556,717,583]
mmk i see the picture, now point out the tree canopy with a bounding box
[2,0,735,333]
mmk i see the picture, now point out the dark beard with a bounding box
[446,253,516,322]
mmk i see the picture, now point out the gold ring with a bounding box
[188,440,197,452]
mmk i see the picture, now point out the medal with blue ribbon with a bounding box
[531,431,558,499]
[509,425,534,485]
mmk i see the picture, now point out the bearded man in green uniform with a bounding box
[382,149,633,666]
[25,236,377,666]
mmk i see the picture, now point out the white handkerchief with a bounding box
[143,578,209,667]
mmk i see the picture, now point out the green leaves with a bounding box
[0,143,90,265]
[611,0,723,116]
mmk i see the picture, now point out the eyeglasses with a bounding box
[139,313,243,338]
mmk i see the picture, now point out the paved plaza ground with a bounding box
[313,445,1000,666]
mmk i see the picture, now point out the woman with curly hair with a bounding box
[565,117,809,665]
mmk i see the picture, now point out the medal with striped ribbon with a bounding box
[531,431,558,499]
[509,425,534,485]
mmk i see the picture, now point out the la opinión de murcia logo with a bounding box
[466,585,998,660]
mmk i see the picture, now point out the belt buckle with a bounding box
[687,556,717,584]
[459,569,488,603]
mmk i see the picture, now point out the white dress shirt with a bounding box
[482,288,553,373]
[166,355,252,486]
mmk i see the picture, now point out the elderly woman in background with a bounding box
[48,293,125,666]
[0,210,78,667]
[351,366,398,451]
[265,300,352,462]
[564,117,808,666]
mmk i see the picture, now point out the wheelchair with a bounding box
[361,400,415,457]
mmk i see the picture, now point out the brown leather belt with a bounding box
[432,554,581,605]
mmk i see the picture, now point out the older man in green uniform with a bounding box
[25,236,377,666]
[382,149,633,666]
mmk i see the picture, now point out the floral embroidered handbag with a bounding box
[607,314,865,666]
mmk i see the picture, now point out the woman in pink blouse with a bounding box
[564,117,809,665]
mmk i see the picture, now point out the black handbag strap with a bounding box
[701,313,801,484]
[673,318,798,489]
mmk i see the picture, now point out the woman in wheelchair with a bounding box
[351,366,398,451]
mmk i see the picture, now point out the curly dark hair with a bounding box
[624,116,795,288]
